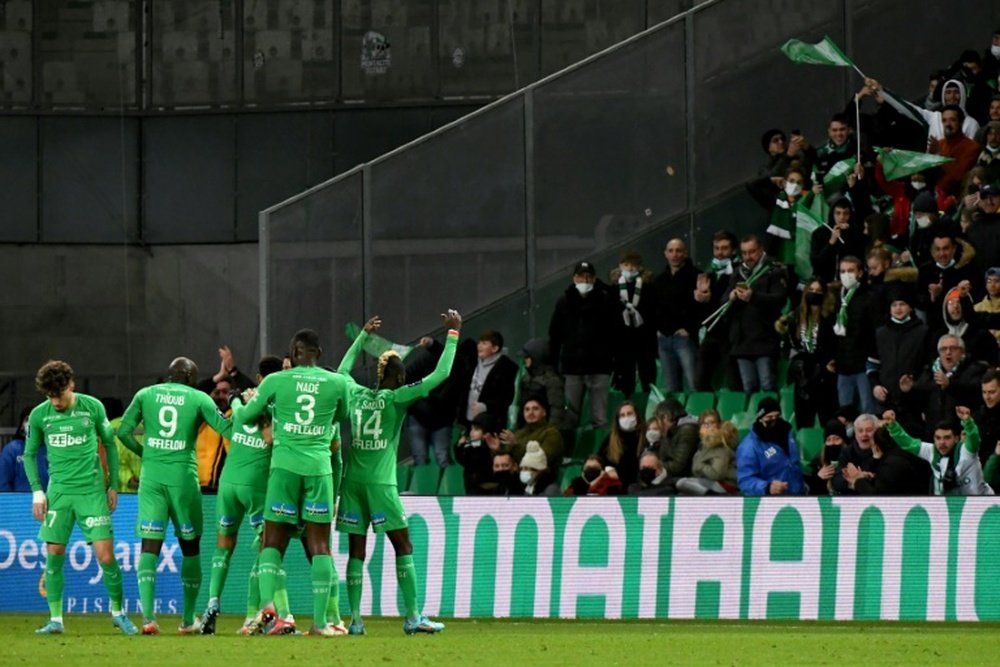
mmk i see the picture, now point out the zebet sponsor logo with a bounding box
[48,433,86,448]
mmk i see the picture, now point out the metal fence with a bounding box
[259,0,998,360]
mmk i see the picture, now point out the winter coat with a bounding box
[657,417,700,478]
[652,259,703,338]
[868,317,931,407]
[833,285,878,375]
[549,279,620,375]
[722,259,789,358]
[736,428,805,496]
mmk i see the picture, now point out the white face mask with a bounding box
[840,272,859,290]
[992,44,1000,58]
[645,429,661,444]
[910,181,926,190]
[784,181,803,197]
[620,268,638,280]
[915,215,933,229]
[519,470,533,485]
[618,415,638,432]
[575,282,594,295]
[936,258,956,270]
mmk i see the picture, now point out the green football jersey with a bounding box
[24,392,118,494]
[118,382,232,486]
[236,366,349,476]
[340,329,459,485]
[218,396,271,489]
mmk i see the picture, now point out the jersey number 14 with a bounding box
[354,409,383,440]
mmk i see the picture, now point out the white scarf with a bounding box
[619,275,644,327]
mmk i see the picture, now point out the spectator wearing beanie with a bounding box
[518,441,560,497]
[806,419,849,495]
[736,397,805,496]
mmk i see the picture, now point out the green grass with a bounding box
[7,614,1000,666]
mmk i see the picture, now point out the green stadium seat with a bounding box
[685,391,716,418]
[573,427,610,461]
[606,389,627,423]
[560,462,582,491]
[797,427,825,466]
[396,463,412,490]
[406,463,441,495]
[780,385,795,422]
[438,464,466,496]
[716,391,747,422]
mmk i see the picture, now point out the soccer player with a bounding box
[24,360,139,635]
[117,357,233,634]
[237,328,352,637]
[201,355,284,635]
[336,309,461,635]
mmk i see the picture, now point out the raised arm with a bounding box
[338,316,382,374]
[956,407,979,455]
[394,310,462,404]
[883,411,925,459]
[116,391,145,456]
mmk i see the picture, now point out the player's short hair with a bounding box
[478,330,504,349]
[983,368,1000,385]
[258,355,283,378]
[941,104,965,122]
[712,230,737,246]
[377,351,405,386]
[933,421,960,436]
[839,255,864,272]
[36,360,74,396]
[740,234,761,247]
[290,328,321,352]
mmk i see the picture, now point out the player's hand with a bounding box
[442,308,462,331]
[956,406,972,421]
[107,488,118,513]
[882,409,896,424]
[32,491,47,522]
[363,316,382,333]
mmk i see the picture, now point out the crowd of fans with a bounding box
[2,31,1000,500]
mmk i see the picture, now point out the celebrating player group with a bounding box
[23,308,463,638]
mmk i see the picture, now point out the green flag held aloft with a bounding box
[875,147,952,180]
[793,199,825,280]
[822,157,857,194]
[344,322,414,360]
[781,36,855,68]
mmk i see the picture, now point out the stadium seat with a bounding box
[606,389,627,423]
[560,462,582,491]
[716,391,746,422]
[438,464,466,496]
[780,385,795,423]
[797,427,825,466]
[685,391,716,417]
[396,463,412,490]
[407,463,441,495]
[572,427,610,461]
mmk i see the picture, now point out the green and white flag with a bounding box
[875,146,952,180]
[877,88,930,129]
[781,36,855,68]
[823,157,857,194]
[344,322,414,360]
[793,199,825,280]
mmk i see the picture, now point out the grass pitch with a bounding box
[6,614,1000,666]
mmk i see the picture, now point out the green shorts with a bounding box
[215,481,266,536]
[335,479,407,535]
[137,476,203,541]
[264,468,333,525]
[38,487,114,545]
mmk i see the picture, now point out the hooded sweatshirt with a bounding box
[883,78,980,141]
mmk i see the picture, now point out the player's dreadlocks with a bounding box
[377,350,405,389]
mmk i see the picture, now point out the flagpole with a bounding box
[855,95,862,165]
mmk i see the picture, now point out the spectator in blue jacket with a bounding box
[0,408,48,492]
[736,397,805,496]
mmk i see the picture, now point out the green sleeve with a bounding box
[93,401,120,490]
[886,420,922,456]
[961,417,980,454]
[116,391,145,456]
[985,454,999,486]
[200,392,233,437]
[338,330,369,374]
[24,410,44,493]
[234,375,274,424]
[394,332,459,404]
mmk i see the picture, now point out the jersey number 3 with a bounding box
[295,394,316,425]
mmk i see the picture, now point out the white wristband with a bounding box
[32,490,46,504]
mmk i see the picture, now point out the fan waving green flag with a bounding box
[822,157,857,194]
[344,322,414,360]
[781,36,856,68]
[875,147,952,180]
[793,199,825,280]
